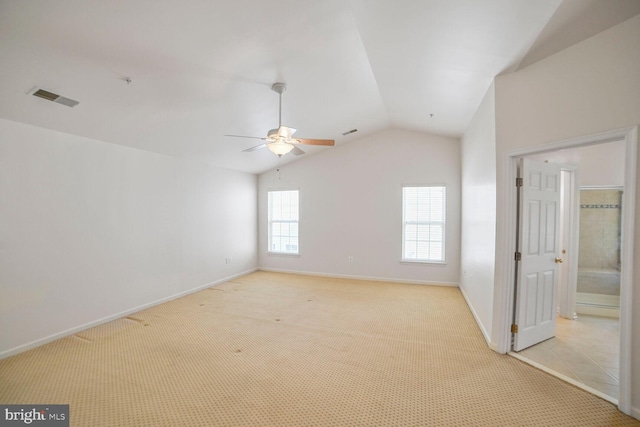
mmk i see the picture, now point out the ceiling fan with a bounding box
[225,83,335,157]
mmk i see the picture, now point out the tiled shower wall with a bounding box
[577,189,622,295]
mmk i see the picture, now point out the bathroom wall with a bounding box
[577,189,622,297]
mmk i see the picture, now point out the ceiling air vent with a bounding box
[31,88,79,108]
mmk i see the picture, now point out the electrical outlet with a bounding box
[348,256,353,263]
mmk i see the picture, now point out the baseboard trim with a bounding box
[459,285,492,348]
[576,304,620,318]
[0,268,257,360]
[257,267,458,287]
[632,405,640,421]
[488,341,503,353]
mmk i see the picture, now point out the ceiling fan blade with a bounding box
[242,143,268,152]
[224,134,268,140]
[291,146,305,156]
[295,138,335,146]
[278,125,297,139]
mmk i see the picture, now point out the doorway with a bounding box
[514,181,624,401]
[500,127,637,415]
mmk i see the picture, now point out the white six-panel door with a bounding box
[514,158,562,351]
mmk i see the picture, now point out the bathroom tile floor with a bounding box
[516,314,619,399]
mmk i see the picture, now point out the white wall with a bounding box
[493,14,640,417]
[527,140,625,187]
[258,128,461,285]
[460,82,497,344]
[0,118,257,357]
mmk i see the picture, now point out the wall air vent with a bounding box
[31,87,79,107]
[342,128,358,136]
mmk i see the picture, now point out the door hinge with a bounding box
[514,252,522,261]
[516,177,523,187]
[511,324,519,334]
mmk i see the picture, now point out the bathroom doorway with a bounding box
[511,138,627,402]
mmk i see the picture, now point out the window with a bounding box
[402,186,446,262]
[268,190,299,254]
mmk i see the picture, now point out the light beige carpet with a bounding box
[1,271,638,426]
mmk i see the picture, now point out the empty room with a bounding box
[1,1,640,426]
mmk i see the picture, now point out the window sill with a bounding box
[267,252,300,258]
[400,259,446,266]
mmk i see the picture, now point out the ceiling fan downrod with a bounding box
[271,82,286,128]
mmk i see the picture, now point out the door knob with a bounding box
[555,258,563,264]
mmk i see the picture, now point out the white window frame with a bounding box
[401,185,446,263]
[267,189,300,255]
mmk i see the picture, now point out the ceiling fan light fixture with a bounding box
[268,140,294,157]
[225,82,335,156]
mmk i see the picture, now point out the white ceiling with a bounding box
[1,0,639,174]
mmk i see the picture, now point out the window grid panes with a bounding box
[268,190,299,254]
[402,186,445,262]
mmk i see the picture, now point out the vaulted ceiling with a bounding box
[1,0,639,174]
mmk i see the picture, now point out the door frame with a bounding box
[557,165,579,320]
[497,126,637,415]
